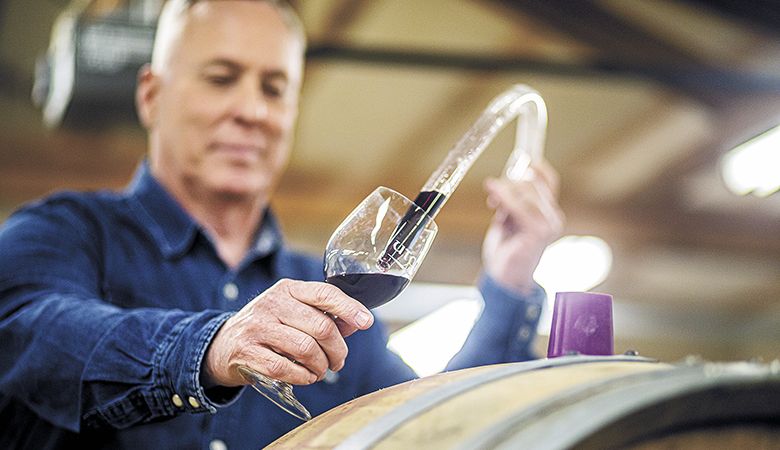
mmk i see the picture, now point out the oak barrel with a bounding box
[267,355,780,449]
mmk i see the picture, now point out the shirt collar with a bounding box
[125,162,199,258]
[125,162,284,261]
[249,209,283,260]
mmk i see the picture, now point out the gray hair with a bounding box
[151,0,306,71]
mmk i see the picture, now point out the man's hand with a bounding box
[203,279,374,387]
[482,159,565,295]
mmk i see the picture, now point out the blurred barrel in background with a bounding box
[268,355,780,449]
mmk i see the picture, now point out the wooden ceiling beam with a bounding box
[485,0,778,106]
[304,44,780,99]
[682,0,780,38]
[491,0,702,66]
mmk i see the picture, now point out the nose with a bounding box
[252,101,269,122]
[235,82,269,125]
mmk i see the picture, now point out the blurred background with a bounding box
[1,0,779,369]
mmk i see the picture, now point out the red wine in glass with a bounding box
[325,272,411,309]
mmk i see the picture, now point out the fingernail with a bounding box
[356,311,372,327]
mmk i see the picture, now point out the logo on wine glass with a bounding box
[386,238,417,272]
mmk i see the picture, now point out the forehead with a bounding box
[176,1,304,73]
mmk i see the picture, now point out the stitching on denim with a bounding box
[152,313,192,400]
[189,312,236,413]
[126,197,172,257]
[78,312,129,427]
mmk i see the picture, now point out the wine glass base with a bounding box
[238,366,312,421]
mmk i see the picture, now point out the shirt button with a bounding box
[210,439,228,450]
[222,283,239,301]
[171,394,184,408]
[516,325,531,342]
[525,304,541,321]
[188,396,201,409]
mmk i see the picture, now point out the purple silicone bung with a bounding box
[547,291,614,358]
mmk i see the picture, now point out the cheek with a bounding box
[167,81,227,127]
[271,145,292,172]
[163,95,224,154]
[274,116,296,156]
[182,96,225,128]
[274,108,298,146]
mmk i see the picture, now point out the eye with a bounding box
[205,73,237,87]
[262,77,287,99]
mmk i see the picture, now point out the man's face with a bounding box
[139,1,304,201]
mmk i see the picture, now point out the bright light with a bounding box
[721,125,780,198]
[533,235,613,334]
[387,299,483,377]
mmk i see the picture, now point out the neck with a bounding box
[158,173,268,269]
[186,194,267,268]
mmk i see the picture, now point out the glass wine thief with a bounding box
[246,84,548,421]
[375,84,548,274]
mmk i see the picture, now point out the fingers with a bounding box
[205,279,374,387]
[529,159,561,197]
[239,346,319,385]
[263,319,333,376]
[204,316,324,387]
[480,159,566,293]
[287,280,374,330]
[334,316,360,338]
[484,175,565,238]
[486,158,559,204]
[272,300,349,372]
[255,280,367,373]
[283,281,372,369]
[485,177,544,220]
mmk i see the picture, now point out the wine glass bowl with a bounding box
[324,186,438,309]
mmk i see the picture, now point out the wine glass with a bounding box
[239,186,438,421]
[323,186,438,308]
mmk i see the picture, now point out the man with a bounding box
[0,0,564,448]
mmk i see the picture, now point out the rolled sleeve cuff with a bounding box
[160,311,243,415]
[477,273,546,360]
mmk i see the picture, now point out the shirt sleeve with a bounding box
[0,200,237,433]
[445,273,545,370]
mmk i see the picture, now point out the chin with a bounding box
[212,178,271,201]
[203,159,276,197]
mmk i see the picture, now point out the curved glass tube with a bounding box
[420,84,547,214]
[374,84,547,271]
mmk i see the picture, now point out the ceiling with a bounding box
[1,0,779,359]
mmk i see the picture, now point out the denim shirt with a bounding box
[0,163,544,449]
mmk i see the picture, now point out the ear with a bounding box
[135,64,159,129]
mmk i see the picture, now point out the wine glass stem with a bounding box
[238,365,312,421]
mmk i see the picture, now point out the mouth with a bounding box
[210,142,267,162]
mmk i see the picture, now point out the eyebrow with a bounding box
[200,58,289,81]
